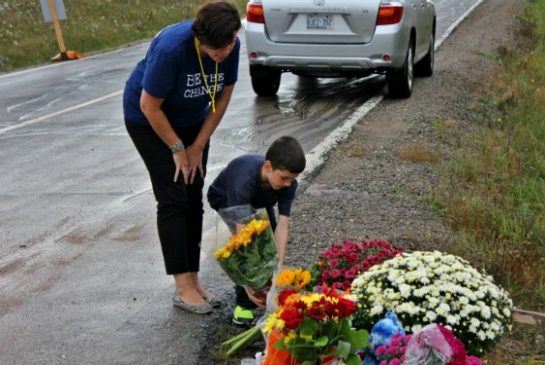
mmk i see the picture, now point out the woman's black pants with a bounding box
[125,120,209,275]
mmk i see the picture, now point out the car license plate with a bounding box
[306,14,334,30]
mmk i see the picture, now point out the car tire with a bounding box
[250,65,281,96]
[415,31,434,77]
[388,39,414,99]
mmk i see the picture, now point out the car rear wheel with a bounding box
[250,65,281,96]
[415,31,434,77]
[388,39,414,99]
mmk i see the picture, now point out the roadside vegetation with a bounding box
[430,1,545,362]
[0,0,247,72]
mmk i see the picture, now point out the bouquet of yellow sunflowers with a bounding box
[214,207,278,291]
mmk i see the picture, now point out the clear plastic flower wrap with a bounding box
[402,324,482,365]
[213,205,279,291]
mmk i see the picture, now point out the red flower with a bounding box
[313,240,402,291]
[345,269,357,279]
[307,299,328,320]
[278,289,299,306]
[336,297,357,317]
[280,308,304,330]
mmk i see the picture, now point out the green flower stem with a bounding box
[224,325,262,357]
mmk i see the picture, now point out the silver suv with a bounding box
[245,0,436,98]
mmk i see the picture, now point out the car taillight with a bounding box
[377,5,404,25]
[247,3,265,24]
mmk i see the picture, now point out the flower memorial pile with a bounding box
[214,218,278,290]
[309,240,402,291]
[350,251,513,355]
[262,287,369,365]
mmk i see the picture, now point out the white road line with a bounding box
[0,90,122,135]
[436,0,483,48]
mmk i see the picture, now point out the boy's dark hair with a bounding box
[266,136,306,174]
[192,2,241,49]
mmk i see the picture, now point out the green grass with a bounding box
[0,0,247,72]
[430,0,545,361]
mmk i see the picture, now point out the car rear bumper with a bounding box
[245,22,411,75]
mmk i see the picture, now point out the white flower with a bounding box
[480,305,491,319]
[427,297,440,308]
[470,317,481,327]
[426,311,438,321]
[369,304,384,317]
[420,277,431,284]
[399,284,412,298]
[447,315,459,325]
[459,296,470,305]
[475,290,486,299]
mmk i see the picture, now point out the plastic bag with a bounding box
[402,324,482,365]
[218,204,260,234]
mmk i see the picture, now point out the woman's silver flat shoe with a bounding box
[172,293,213,314]
[204,294,222,308]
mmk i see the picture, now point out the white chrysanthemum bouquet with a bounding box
[350,250,513,355]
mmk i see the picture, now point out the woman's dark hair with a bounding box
[266,136,306,174]
[192,1,241,49]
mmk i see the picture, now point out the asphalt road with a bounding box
[0,1,480,363]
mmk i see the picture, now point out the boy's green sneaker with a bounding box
[232,305,255,327]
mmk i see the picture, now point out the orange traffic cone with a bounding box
[51,50,83,62]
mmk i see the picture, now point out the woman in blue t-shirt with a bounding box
[123,1,241,314]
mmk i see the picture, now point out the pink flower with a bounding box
[466,356,483,365]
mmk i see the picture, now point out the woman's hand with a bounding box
[172,151,189,183]
[185,144,204,184]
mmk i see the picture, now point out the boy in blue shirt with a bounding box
[207,136,306,326]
